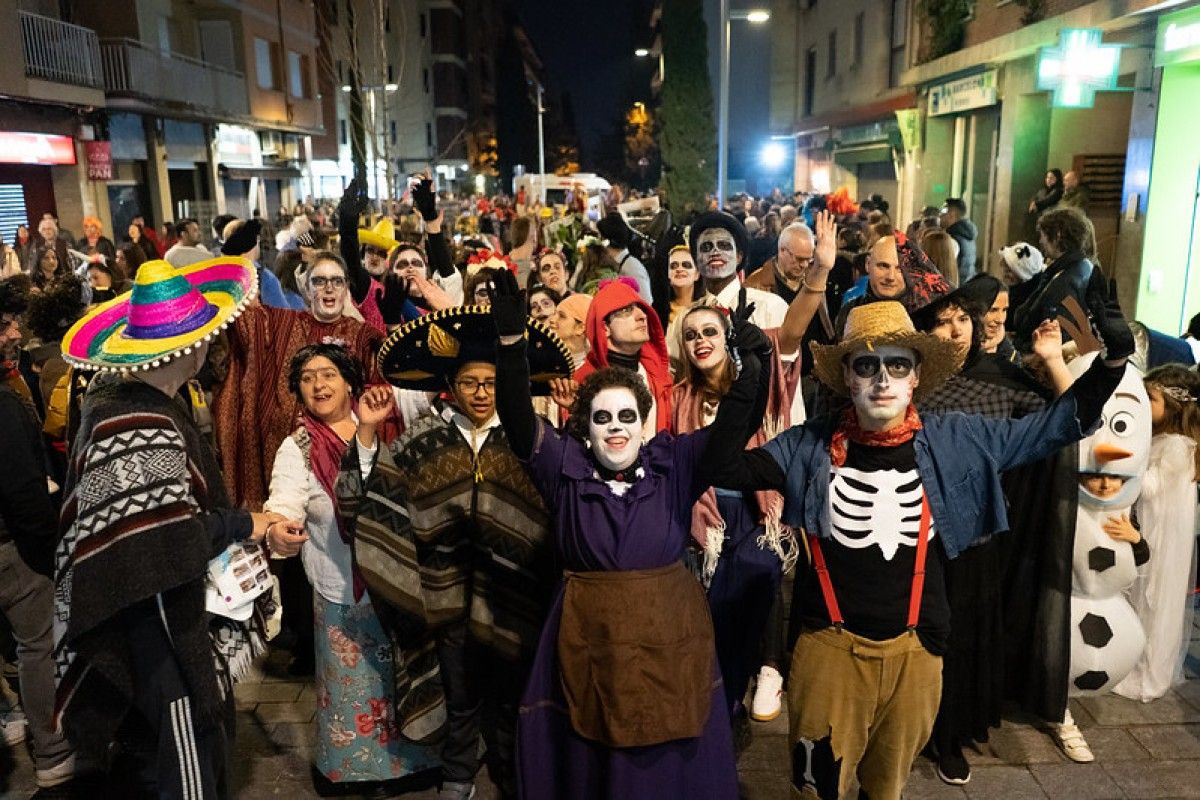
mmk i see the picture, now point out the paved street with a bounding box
[3,613,1199,799]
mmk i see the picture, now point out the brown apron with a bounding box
[557,561,715,748]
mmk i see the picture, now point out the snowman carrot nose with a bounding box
[1093,443,1133,464]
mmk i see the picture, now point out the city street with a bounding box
[3,611,1198,799]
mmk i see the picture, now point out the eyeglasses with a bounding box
[607,304,640,321]
[456,378,496,394]
[781,249,813,268]
[848,355,916,380]
[393,258,425,270]
[697,239,735,254]
[683,325,723,343]
[310,275,346,289]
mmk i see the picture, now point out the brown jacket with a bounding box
[743,256,779,293]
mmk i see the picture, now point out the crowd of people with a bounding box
[0,171,1197,800]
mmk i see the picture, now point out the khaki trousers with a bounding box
[789,627,942,800]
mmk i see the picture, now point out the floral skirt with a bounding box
[313,593,440,783]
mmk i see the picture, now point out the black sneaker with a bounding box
[936,745,971,785]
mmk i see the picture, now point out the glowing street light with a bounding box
[634,48,650,57]
[718,6,771,203]
[760,141,787,170]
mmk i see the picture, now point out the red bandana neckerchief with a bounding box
[829,405,922,467]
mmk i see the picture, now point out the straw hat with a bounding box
[61,257,257,372]
[377,305,573,395]
[810,301,964,399]
[358,218,400,253]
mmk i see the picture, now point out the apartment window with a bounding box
[390,120,397,146]
[827,30,836,78]
[426,123,433,149]
[387,64,395,83]
[287,51,311,98]
[889,0,908,87]
[254,38,276,90]
[804,47,816,116]
[337,59,344,83]
[853,13,864,66]
[419,13,426,38]
[384,7,391,32]
[339,119,347,146]
[423,68,430,93]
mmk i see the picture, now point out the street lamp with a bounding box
[634,48,650,57]
[717,5,770,205]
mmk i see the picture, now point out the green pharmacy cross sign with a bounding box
[1037,28,1121,109]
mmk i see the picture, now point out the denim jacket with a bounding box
[760,360,1120,559]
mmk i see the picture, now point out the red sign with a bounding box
[84,141,112,180]
[0,132,76,165]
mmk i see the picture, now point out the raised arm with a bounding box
[412,176,455,280]
[778,209,836,356]
[490,269,539,459]
[337,179,372,304]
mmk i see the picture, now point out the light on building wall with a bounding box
[634,48,650,57]
[385,83,399,92]
[340,85,351,93]
[474,174,486,193]
[745,10,770,23]
[760,142,788,169]
[1036,28,1121,108]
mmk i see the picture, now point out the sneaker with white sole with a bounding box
[750,665,783,722]
[1053,719,1094,763]
[36,753,76,788]
[437,780,476,799]
[0,705,27,746]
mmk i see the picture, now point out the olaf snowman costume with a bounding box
[1065,352,1152,696]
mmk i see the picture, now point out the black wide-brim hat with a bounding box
[688,211,750,258]
[377,305,573,394]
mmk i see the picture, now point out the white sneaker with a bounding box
[36,753,76,788]
[750,665,783,722]
[438,781,476,799]
[0,705,27,746]
[1053,720,1094,763]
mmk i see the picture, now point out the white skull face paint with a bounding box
[588,387,642,472]
[842,344,919,426]
[695,227,738,280]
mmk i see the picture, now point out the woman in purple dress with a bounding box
[488,270,770,799]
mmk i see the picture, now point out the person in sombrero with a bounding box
[337,302,572,799]
[53,258,308,797]
[702,298,1134,799]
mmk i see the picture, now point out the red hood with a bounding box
[575,280,673,432]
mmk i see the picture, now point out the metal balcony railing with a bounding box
[100,38,249,118]
[18,10,103,89]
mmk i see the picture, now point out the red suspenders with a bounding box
[809,493,932,632]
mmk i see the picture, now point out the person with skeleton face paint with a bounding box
[489,268,772,799]
[702,292,1136,799]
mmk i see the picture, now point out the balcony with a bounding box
[18,10,103,89]
[100,38,249,120]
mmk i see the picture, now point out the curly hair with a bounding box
[287,343,365,399]
[0,274,31,317]
[564,366,654,443]
[25,274,86,342]
[1036,207,1091,257]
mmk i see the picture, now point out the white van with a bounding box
[514,173,611,216]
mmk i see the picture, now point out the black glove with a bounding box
[337,177,368,221]
[412,176,437,222]
[1086,278,1134,361]
[727,288,771,359]
[378,274,411,326]
[489,268,526,338]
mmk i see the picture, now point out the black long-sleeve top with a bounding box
[0,386,58,574]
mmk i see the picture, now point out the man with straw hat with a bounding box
[53,258,307,797]
[702,294,1134,798]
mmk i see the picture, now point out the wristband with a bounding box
[802,279,827,293]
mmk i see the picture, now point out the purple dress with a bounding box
[515,420,738,799]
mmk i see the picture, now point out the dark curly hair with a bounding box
[0,274,31,318]
[565,366,654,443]
[25,274,86,343]
[287,343,365,399]
[1036,207,1091,257]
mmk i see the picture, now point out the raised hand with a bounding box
[489,268,526,339]
[358,385,396,428]
[549,377,579,411]
[338,177,368,220]
[728,288,770,358]
[1030,318,1064,363]
[412,174,438,222]
[813,209,838,275]
[1087,280,1134,362]
[377,274,411,326]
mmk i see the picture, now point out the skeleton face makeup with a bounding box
[695,228,739,280]
[842,344,920,428]
[588,387,642,472]
[682,308,729,373]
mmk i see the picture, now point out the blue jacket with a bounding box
[759,361,1118,559]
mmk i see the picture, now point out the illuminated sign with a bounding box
[928,69,998,117]
[1156,5,1200,68]
[1037,29,1120,109]
[0,132,77,165]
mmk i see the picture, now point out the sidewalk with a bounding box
[2,617,1198,798]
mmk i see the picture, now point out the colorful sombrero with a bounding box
[377,305,573,395]
[358,218,400,253]
[61,257,257,372]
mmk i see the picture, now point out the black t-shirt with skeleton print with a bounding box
[798,439,950,655]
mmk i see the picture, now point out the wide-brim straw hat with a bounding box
[810,301,965,400]
[377,305,573,395]
[61,257,257,372]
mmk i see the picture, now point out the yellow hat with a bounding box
[358,218,400,253]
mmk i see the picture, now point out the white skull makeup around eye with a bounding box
[695,228,738,280]
[588,386,642,472]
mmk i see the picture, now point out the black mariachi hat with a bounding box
[377,305,573,395]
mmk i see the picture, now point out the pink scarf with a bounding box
[301,408,365,601]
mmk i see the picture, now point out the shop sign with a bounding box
[84,141,112,180]
[1037,28,1120,109]
[0,132,76,165]
[215,124,262,167]
[1156,4,1200,68]
[928,70,998,117]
